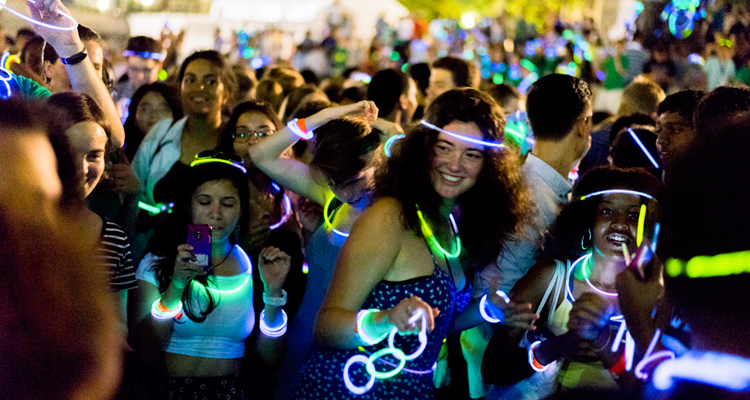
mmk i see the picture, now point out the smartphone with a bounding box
[187,224,212,270]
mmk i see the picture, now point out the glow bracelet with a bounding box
[528,340,551,372]
[388,309,427,361]
[416,205,461,259]
[628,128,660,169]
[421,120,504,149]
[259,309,288,337]
[343,355,376,394]
[323,195,350,238]
[287,118,312,140]
[479,290,510,323]
[151,298,182,320]
[356,309,388,346]
[269,194,292,230]
[138,201,174,215]
[1,0,78,31]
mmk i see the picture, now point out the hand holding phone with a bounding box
[187,224,212,270]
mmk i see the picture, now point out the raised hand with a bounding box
[27,0,81,57]
[258,246,291,295]
[567,292,614,341]
[487,278,539,330]
[383,296,440,335]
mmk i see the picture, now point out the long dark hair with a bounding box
[145,158,250,322]
[375,88,533,270]
[542,167,663,261]
[310,117,383,186]
[123,82,183,162]
[178,50,237,115]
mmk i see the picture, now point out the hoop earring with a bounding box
[581,229,592,250]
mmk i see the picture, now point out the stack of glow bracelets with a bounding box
[344,308,430,395]
[151,299,182,320]
[269,183,292,230]
[259,309,288,337]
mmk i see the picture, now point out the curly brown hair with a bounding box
[375,88,533,271]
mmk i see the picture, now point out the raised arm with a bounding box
[28,0,125,149]
[248,101,378,206]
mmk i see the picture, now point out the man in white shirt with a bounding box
[463,74,593,399]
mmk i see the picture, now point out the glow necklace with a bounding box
[420,120,504,149]
[190,155,247,173]
[0,0,78,31]
[579,253,618,297]
[416,205,461,259]
[323,194,350,238]
[269,182,292,230]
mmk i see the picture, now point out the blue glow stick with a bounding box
[627,128,660,169]
[653,351,750,391]
[122,50,164,60]
[0,53,13,100]
[420,120,504,149]
[1,0,78,31]
[384,134,405,157]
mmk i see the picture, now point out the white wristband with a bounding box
[263,289,287,306]
[287,118,313,140]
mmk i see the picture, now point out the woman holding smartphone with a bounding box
[128,153,291,399]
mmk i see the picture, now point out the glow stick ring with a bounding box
[582,254,618,297]
[384,134,405,157]
[479,290,510,323]
[421,120,505,149]
[636,203,647,247]
[388,309,428,361]
[628,128,660,169]
[269,194,292,230]
[343,354,376,395]
[365,347,407,379]
[1,0,78,31]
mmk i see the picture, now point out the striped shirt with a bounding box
[97,219,137,291]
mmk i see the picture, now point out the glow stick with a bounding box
[384,134,405,157]
[122,50,164,60]
[269,194,292,230]
[634,329,676,380]
[138,201,174,215]
[579,189,655,201]
[479,290,510,324]
[622,243,632,265]
[323,195,350,238]
[651,223,660,253]
[636,204,647,247]
[190,156,247,173]
[0,52,14,99]
[259,309,287,337]
[388,309,428,361]
[421,120,504,149]
[1,0,78,31]
[653,351,750,391]
[581,253,618,297]
[628,128,660,169]
[625,331,635,371]
[343,355,376,394]
[611,317,628,353]
[416,205,461,258]
[666,251,750,278]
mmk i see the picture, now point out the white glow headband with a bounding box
[123,50,164,61]
[1,0,78,31]
[420,120,504,149]
[579,189,655,201]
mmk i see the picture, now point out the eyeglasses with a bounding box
[232,128,276,142]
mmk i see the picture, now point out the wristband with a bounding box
[151,298,182,320]
[60,48,88,66]
[287,118,313,140]
[528,340,551,372]
[263,289,288,306]
[479,290,510,324]
[356,309,388,346]
[259,309,288,337]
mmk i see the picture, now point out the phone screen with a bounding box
[187,224,212,269]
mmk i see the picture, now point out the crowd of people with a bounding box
[2,0,750,399]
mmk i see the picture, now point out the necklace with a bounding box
[196,246,252,294]
[323,195,350,238]
[416,205,461,259]
[571,253,618,297]
[269,183,292,230]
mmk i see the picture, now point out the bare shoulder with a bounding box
[350,197,406,235]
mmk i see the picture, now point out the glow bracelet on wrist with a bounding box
[151,298,182,320]
[1,0,78,31]
[262,289,288,307]
[479,290,510,323]
[356,309,389,346]
[287,118,312,140]
[528,340,551,372]
[259,309,288,337]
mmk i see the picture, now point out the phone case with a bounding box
[187,224,212,269]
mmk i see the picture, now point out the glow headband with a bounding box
[420,120,504,149]
[579,189,654,201]
[384,134,405,157]
[1,0,78,31]
[627,128,660,169]
[666,251,750,278]
[122,50,164,60]
[190,156,247,173]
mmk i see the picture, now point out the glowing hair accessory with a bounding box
[190,155,247,173]
[666,251,750,278]
[420,120,504,149]
[138,201,174,215]
[579,189,655,201]
[346,308,431,394]
[627,128,660,169]
[416,205,461,259]
[268,183,292,230]
[1,0,78,31]
[122,50,164,60]
[151,299,182,320]
[636,204,647,247]
[259,309,288,337]
[528,341,551,372]
[653,351,750,391]
[287,118,312,140]
[384,134,405,157]
[634,329,675,380]
[323,195,350,238]
[479,290,510,324]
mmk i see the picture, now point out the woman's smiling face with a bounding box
[591,192,643,259]
[430,121,486,201]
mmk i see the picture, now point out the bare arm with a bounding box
[248,101,378,206]
[28,0,125,148]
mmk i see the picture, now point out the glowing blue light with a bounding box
[579,189,655,201]
[509,65,520,80]
[628,128,660,169]
[596,71,606,81]
[1,0,78,31]
[421,120,504,149]
[517,72,539,95]
[123,50,163,60]
[261,55,271,65]
[250,57,263,69]
[653,351,750,391]
[384,134,405,157]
